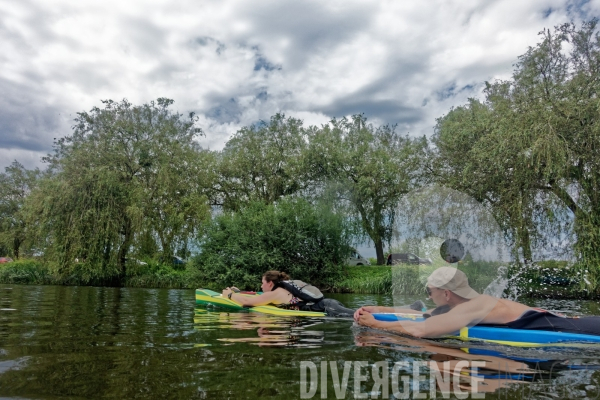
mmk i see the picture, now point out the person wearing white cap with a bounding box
[425,266,480,300]
[354,267,532,338]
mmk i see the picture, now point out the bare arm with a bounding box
[357,302,486,338]
[357,312,423,336]
[353,305,426,322]
[370,306,425,314]
[223,288,287,307]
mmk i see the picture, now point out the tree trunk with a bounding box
[117,217,133,284]
[157,230,173,264]
[12,237,21,260]
[518,225,532,265]
[375,238,385,265]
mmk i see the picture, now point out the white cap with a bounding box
[427,267,479,299]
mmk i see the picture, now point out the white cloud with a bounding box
[0,0,598,171]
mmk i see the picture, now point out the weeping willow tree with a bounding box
[0,161,42,259]
[434,20,600,291]
[30,98,210,283]
[432,98,567,263]
[306,115,428,265]
[215,113,309,211]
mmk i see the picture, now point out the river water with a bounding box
[0,285,599,399]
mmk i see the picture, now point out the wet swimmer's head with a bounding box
[262,270,290,292]
[426,267,479,301]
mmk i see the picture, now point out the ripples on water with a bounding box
[193,310,329,348]
[0,285,599,399]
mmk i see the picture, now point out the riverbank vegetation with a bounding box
[2,260,594,299]
[1,21,600,297]
[191,197,352,290]
[331,266,393,294]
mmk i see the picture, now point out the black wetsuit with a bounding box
[316,298,356,317]
[289,298,355,317]
[502,310,600,336]
[426,305,600,336]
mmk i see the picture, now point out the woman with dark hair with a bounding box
[221,270,356,317]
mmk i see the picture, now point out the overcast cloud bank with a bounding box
[1,0,599,170]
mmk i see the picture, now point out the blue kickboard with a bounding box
[372,313,600,345]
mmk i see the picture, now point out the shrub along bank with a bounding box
[1,259,596,299]
[329,261,599,298]
[190,198,353,291]
[0,259,197,288]
[0,260,394,293]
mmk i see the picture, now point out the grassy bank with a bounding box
[2,259,597,299]
[0,260,396,293]
[0,259,56,285]
[0,259,204,289]
[330,266,392,294]
[330,262,600,298]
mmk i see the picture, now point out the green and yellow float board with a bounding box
[195,288,326,317]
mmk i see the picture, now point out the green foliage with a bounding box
[215,113,309,210]
[506,261,599,299]
[433,20,600,285]
[0,161,42,259]
[191,198,351,290]
[124,260,193,288]
[306,115,429,265]
[332,266,392,294]
[0,259,53,285]
[0,258,205,288]
[28,98,211,283]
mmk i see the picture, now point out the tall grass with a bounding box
[0,259,208,289]
[390,265,423,295]
[124,261,201,288]
[331,266,392,294]
[0,260,55,285]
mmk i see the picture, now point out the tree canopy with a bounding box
[214,113,309,210]
[433,20,600,286]
[30,98,211,282]
[307,114,428,264]
[0,161,42,259]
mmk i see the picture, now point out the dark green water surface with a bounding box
[1,285,599,399]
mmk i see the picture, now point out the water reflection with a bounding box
[354,329,530,393]
[193,309,326,348]
[353,327,600,397]
[1,284,599,399]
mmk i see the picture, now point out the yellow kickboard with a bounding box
[195,288,326,317]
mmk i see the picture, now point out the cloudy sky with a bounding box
[1,0,599,172]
